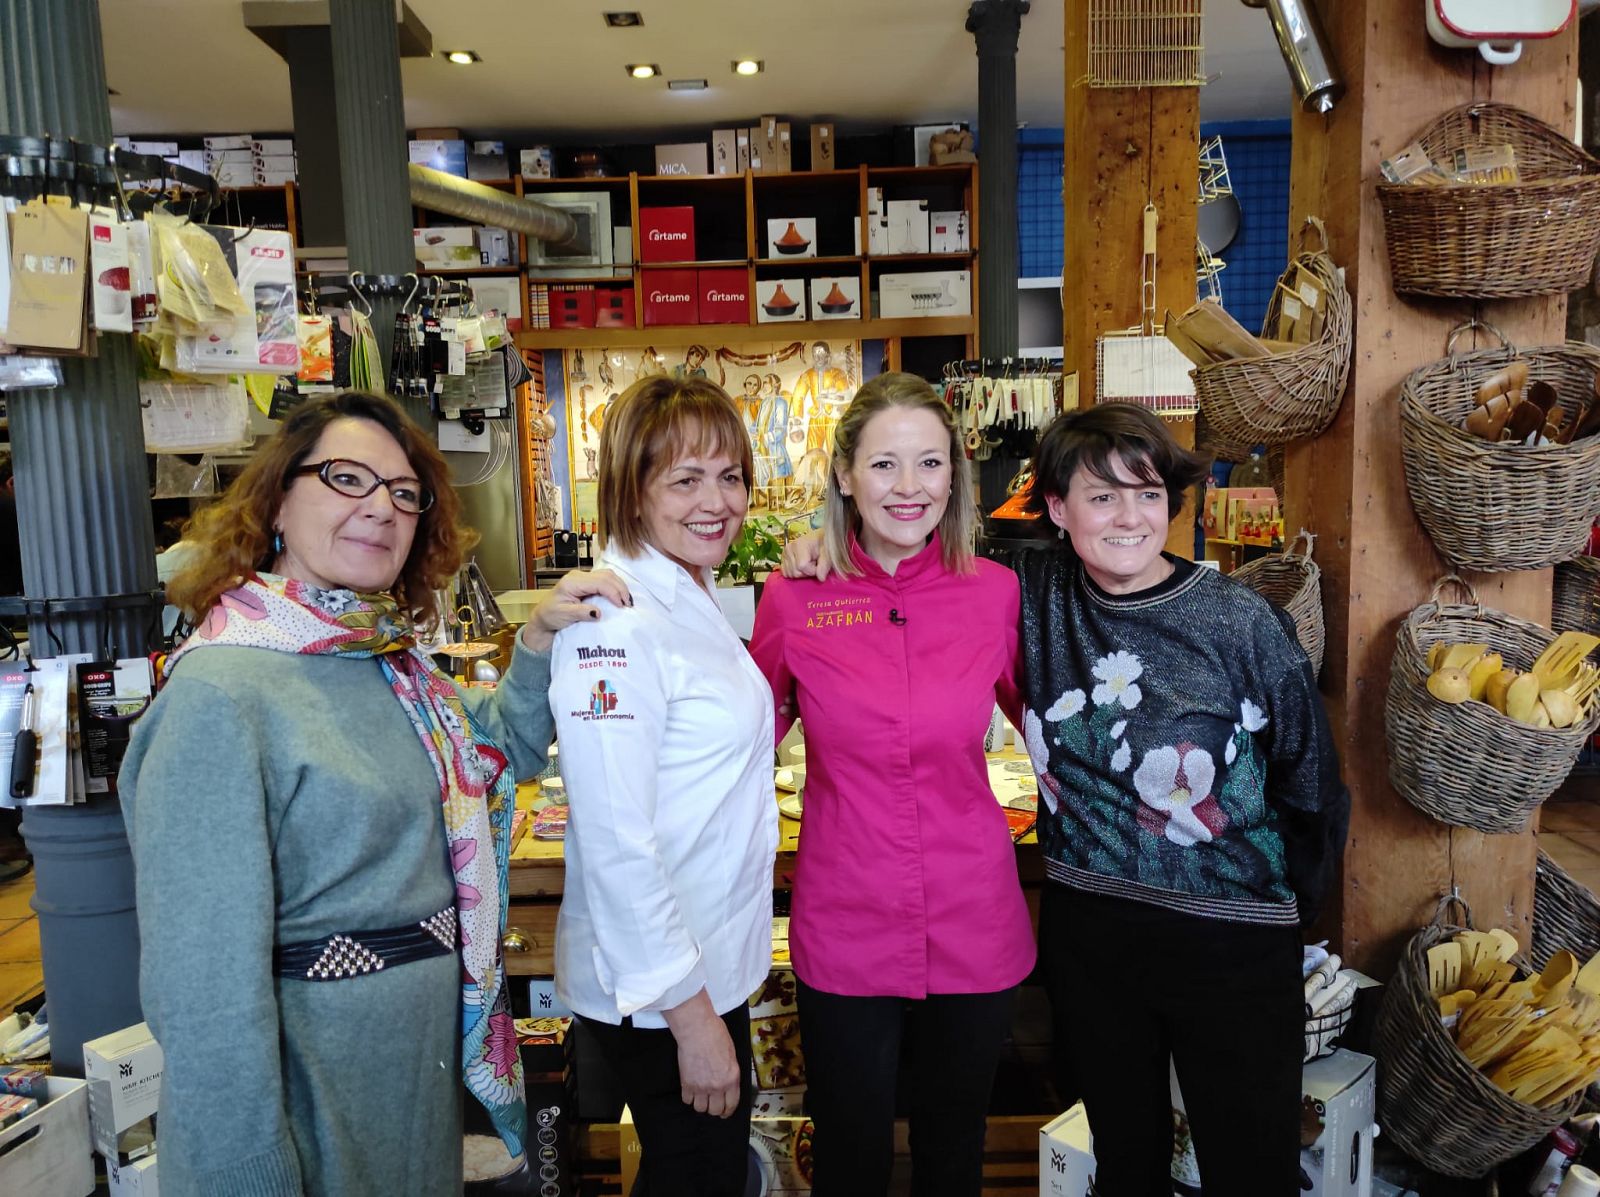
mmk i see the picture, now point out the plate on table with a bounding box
[775,765,806,793]
[778,793,804,820]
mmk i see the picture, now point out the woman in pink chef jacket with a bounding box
[749,372,1034,1196]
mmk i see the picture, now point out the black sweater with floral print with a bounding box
[1016,545,1349,927]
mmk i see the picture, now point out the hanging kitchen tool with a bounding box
[1241,0,1346,114]
[1096,203,1198,414]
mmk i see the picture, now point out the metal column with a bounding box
[966,0,1031,358]
[0,0,156,1073]
[329,0,416,402]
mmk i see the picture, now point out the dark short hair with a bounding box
[1023,402,1213,528]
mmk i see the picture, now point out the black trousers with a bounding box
[1039,885,1303,1197]
[795,977,1017,1197]
[579,1005,756,1197]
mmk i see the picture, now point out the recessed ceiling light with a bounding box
[732,59,763,76]
[667,79,708,91]
[603,11,643,27]
[627,63,660,79]
[444,50,481,65]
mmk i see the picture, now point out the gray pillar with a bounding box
[330,0,415,400]
[966,0,1030,358]
[0,0,155,1073]
[284,26,346,248]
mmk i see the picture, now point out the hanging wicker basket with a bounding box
[1192,218,1351,449]
[1376,894,1582,1178]
[1554,555,1600,639]
[1532,850,1600,973]
[1399,323,1600,572]
[1385,576,1600,835]
[1230,530,1325,675]
[1377,102,1600,299]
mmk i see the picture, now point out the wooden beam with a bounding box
[1061,0,1198,400]
[1284,0,1574,971]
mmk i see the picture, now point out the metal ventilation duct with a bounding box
[407,164,581,248]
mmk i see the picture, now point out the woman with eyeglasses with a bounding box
[121,391,626,1197]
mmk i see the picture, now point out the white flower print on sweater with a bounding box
[1132,742,1228,847]
[1091,650,1143,710]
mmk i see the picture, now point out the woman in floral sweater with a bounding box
[1017,403,1348,1197]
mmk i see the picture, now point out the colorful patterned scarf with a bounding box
[168,574,527,1158]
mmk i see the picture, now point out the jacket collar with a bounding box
[595,542,708,611]
[847,530,945,586]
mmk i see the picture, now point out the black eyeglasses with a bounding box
[290,459,435,514]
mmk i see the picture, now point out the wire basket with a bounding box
[1385,576,1600,835]
[1304,1001,1353,1064]
[1230,530,1325,676]
[1086,0,1204,88]
[1398,323,1600,572]
[1192,219,1351,449]
[1555,555,1600,639]
[1377,102,1600,299]
[1532,850,1600,973]
[1376,895,1582,1178]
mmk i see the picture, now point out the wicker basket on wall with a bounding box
[1376,895,1582,1178]
[1230,530,1325,675]
[1377,102,1600,299]
[1385,576,1600,835]
[1532,850,1600,972]
[1192,218,1351,448]
[1399,323,1600,572]
[1554,555,1600,639]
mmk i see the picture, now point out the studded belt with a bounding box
[273,907,458,981]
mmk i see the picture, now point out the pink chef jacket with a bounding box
[749,534,1036,998]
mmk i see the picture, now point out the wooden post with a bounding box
[1062,0,1200,558]
[1284,0,1575,970]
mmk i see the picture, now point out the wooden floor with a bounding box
[0,865,41,1017]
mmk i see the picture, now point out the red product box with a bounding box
[643,269,699,326]
[697,268,749,324]
[639,206,696,263]
[594,288,635,329]
[549,287,596,330]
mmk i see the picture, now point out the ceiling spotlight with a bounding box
[667,78,708,91]
[627,63,660,79]
[444,50,480,65]
[603,11,643,26]
[732,59,763,76]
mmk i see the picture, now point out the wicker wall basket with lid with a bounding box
[1554,555,1600,639]
[1377,102,1600,299]
[1376,895,1582,1178]
[1192,217,1351,449]
[1385,576,1600,835]
[1229,530,1325,676]
[1399,323,1600,572]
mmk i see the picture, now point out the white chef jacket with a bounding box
[550,544,777,1027]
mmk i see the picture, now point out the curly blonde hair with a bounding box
[167,392,476,629]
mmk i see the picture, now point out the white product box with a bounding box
[413,226,479,266]
[1300,1050,1376,1197]
[526,977,573,1018]
[766,217,817,260]
[866,187,890,255]
[202,134,252,152]
[809,275,861,321]
[106,1151,159,1196]
[878,270,971,318]
[474,227,513,267]
[208,161,253,189]
[125,141,178,157]
[252,157,298,186]
[83,1022,163,1165]
[203,149,253,167]
[520,147,553,179]
[251,138,294,157]
[755,278,806,323]
[885,199,930,254]
[930,209,970,253]
[1039,1103,1095,1197]
[0,1077,95,1197]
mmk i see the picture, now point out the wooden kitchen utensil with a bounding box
[1504,400,1547,444]
[1532,632,1600,687]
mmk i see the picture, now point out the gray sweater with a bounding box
[120,641,554,1197]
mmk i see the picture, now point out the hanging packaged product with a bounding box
[139,377,250,453]
[75,659,154,799]
[124,220,159,323]
[296,313,333,382]
[87,210,133,335]
[178,228,296,374]
[5,198,91,353]
[148,209,250,335]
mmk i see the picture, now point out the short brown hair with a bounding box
[597,376,753,555]
[1023,402,1212,529]
[821,372,976,578]
[167,391,473,629]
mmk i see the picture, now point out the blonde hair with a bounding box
[820,372,976,578]
[596,375,753,556]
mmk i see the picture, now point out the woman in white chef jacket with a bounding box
[550,375,777,1196]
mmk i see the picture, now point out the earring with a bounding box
[272,531,285,555]
[1057,527,1064,540]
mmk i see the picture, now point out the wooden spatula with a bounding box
[1504,399,1546,445]
[1533,632,1600,687]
